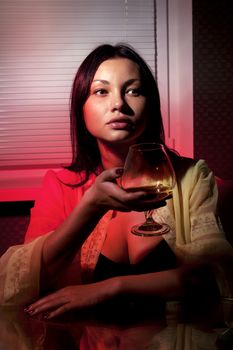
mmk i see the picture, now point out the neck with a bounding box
[98,142,129,169]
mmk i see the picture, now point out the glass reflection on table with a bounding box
[0,298,232,350]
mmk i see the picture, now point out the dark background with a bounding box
[193,0,233,179]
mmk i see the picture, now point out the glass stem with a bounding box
[145,210,155,223]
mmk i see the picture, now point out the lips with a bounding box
[107,117,135,130]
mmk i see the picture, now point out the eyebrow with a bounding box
[92,79,110,85]
[92,78,141,85]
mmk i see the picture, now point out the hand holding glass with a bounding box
[120,143,176,236]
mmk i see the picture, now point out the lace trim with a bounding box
[152,206,176,250]
[4,238,42,304]
[80,210,113,282]
[191,212,222,241]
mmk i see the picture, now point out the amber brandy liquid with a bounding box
[125,185,172,201]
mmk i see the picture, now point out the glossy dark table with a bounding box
[0,297,232,350]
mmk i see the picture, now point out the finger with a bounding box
[120,191,158,206]
[25,295,68,315]
[27,300,66,315]
[108,189,149,211]
[98,168,124,182]
[166,194,173,200]
[129,199,167,212]
[45,303,71,319]
[28,292,60,309]
[142,200,167,210]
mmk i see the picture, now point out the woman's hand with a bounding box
[84,168,170,213]
[25,278,120,319]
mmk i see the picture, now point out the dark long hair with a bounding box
[66,44,165,184]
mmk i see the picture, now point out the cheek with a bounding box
[83,102,102,135]
[133,97,147,116]
[136,105,149,136]
[136,101,148,125]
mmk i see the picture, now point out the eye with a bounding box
[126,88,142,96]
[93,88,108,96]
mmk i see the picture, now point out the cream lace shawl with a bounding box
[0,159,232,305]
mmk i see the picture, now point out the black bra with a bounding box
[93,239,177,282]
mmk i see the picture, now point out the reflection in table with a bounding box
[0,298,232,350]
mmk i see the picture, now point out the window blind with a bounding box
[0,0,156,198]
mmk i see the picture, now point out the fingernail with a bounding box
[24,306,32,313]
[28,309,35,315]
[116,168,124,175]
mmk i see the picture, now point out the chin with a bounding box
[112,130,144,143]
[107,138,141,149]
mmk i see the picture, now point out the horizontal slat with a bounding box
[0,93,70,100]
[0,99,68,106]
[0,140,71,148]
[0,152,71,160]
[0,106,69,113]
[0,159,71,167]
[0,111,68,118]
[0,87,71,95]
[0,146,71,155]
[0,115,69,122]
[0,135,70,142]
[0,129,70,136]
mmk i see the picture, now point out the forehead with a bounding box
[93,58,141,81]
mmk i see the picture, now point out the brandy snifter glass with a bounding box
[121,143,176,236]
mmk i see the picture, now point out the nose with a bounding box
[110,91,124,111]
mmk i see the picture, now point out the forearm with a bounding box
[117,268,184,300]
[40,196,106,289]
[43,200,104,262]
[114,264,219,301]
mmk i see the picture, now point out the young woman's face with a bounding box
[83,58,148,148]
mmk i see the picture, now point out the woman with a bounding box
[1,44,232,317]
